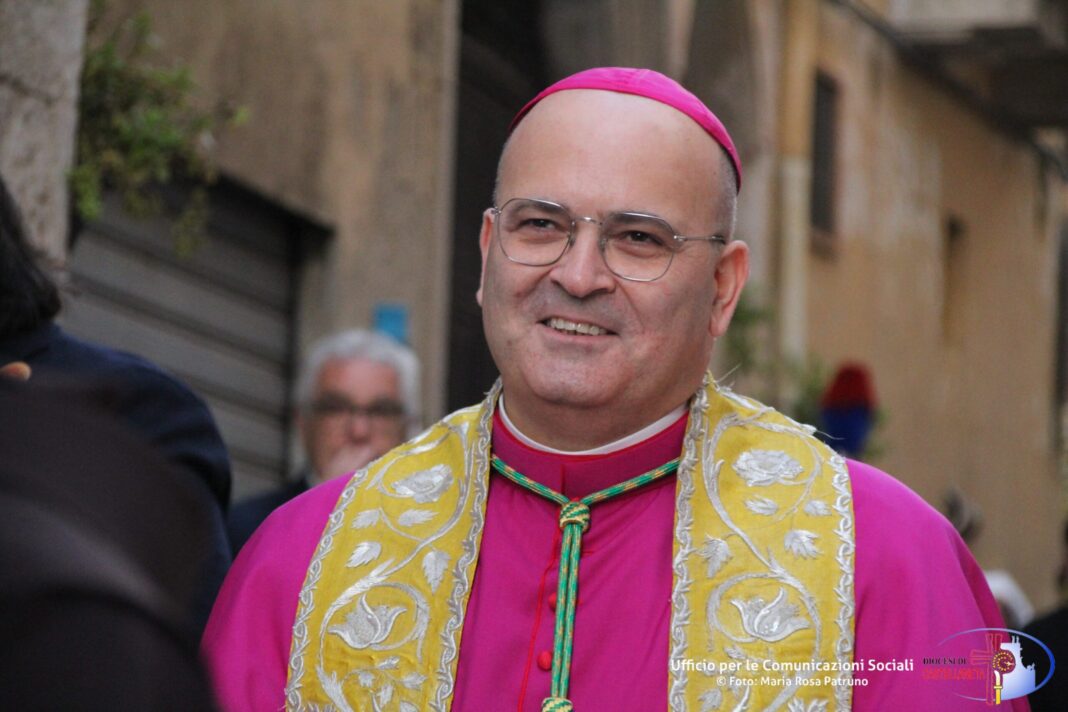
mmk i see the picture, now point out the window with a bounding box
[811,72,839,243]
[941,213,967,344]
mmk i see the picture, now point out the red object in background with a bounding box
[820,362,876,410]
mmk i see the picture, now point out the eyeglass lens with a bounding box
[496,199,678,281]
[311,397,405,421]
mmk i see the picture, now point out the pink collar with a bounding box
[491,409,688,499]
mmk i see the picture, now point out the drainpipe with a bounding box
[776,0,819,396]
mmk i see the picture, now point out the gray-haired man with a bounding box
[226,329,420,553]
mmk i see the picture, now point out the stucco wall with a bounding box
[105,0,460,423]
[806,2,1063,607]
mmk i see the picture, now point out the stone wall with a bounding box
[0,0,88,258]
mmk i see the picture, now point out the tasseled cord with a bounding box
[490,455,680,711]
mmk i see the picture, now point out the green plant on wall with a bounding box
[721,290,775,381]
[720,291,887,462]
[70,0,246,253]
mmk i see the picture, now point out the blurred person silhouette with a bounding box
[0,172,232,630]
[1023,519,1068,710]
[944,487,1036,629]
[227,329,420,554]
[0,378,219,710]
[819,361,876,457]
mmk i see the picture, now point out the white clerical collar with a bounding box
[498,394,687,456]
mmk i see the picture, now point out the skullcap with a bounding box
[509,67,741,190]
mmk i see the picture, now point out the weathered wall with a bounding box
[105,0,460,422]
[804,1,1063,606]
[0,0,88,258]
[83,0,1064,605]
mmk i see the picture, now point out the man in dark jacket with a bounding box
[0,173,232,629]
[0,380,219,710]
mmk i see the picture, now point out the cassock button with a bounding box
[537,650,553,671]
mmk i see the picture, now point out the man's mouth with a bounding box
[543,317,612,336]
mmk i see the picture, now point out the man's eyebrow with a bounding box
[314,391,350,401]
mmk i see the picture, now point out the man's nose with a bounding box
[346,411,373,440]
[548,222,616,298]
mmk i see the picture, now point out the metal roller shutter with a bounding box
[63,181,326,503]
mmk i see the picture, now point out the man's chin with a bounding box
[513,372,622,412]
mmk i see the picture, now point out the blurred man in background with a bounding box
[226,329,420,554]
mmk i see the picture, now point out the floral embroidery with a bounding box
[328,596,406,649]
[287,396,493,711]
[699,688,722,711]
[730,588,810,642]
[733,449,804,486]
[697,536,732,578]
[398,509,436,526]
[669,377,855,710]
[804,499,831,516]
[352,509,380,528]
[392,465,453,503]
[744,495,779,516]
[784,530,820,559]
[421,549,449,592]
[346,541,381,568]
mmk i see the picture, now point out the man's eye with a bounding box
[622,231,662,245]
[614,230,668,248]
[519,217,564,231]
[367,401,405,418]
[314,401,349,416]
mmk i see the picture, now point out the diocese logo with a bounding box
[921,628,1055,704]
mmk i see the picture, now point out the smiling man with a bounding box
[203,69,1020,711]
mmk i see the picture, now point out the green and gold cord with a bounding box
[490,455,680,712]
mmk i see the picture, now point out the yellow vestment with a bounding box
[286,376,856,710]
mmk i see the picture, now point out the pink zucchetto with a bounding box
[509,66,742,190]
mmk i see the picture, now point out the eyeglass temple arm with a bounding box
[675,235,728,245]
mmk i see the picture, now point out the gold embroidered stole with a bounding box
[286,376,856,711]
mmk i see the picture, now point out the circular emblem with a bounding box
[992,650,1016,675]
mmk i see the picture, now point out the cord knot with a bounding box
[559,501,590,532]
[542,696,574,711]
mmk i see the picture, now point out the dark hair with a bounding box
[0,174,61,338]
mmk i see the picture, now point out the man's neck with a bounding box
[498,392,688,454]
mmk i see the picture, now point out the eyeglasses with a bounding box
[490,197,726,282]
[309,397,405,426]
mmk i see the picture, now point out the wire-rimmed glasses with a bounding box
[491,197,726,282]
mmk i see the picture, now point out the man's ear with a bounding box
[708,240,750,339]
[476,208,495,307]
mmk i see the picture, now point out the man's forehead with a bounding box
[315,358,400,392]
